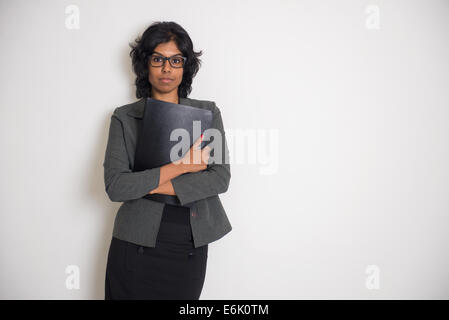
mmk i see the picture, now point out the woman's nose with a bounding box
[162,59,172,71]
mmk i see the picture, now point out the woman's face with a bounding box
[148,40,184,97]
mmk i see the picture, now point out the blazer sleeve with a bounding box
[103,110,161,202]
[171,103,231,206]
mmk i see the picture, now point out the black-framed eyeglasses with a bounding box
[149,53,187,68]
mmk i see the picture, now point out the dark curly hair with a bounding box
[129,21,203,99]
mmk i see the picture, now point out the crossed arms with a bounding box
[103,104,230,206]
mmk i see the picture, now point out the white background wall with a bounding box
[1,0,448,299]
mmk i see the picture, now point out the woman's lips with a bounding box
[160,78,173,83]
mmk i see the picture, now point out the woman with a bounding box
[103,21,232,300]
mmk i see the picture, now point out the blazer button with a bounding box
[138,247,144,254]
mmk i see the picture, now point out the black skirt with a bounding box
[105,203,208,300]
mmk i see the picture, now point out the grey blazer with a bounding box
[103,97,232,248]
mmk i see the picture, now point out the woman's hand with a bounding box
[174,134,211,173]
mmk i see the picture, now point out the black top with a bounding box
[161,203,190,225]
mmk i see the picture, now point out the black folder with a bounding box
[133,97,214,205]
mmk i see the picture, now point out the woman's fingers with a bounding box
[179,134,210,170]
[202,145,211,164]
[192,134,204,149]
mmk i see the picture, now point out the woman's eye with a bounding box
[153,57,161,62]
